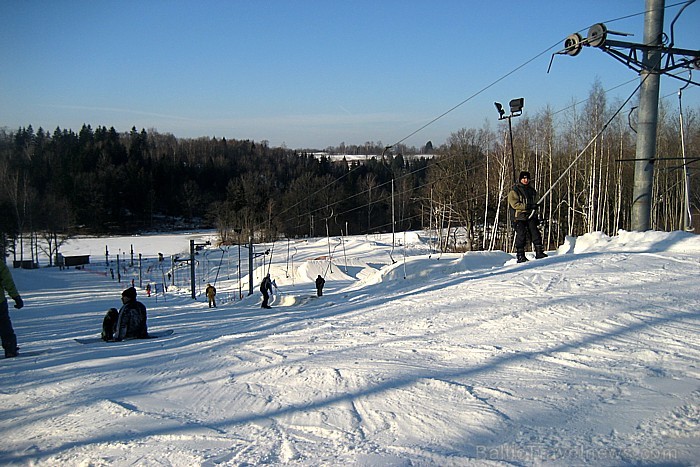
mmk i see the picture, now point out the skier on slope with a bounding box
[508,171,548,263]
[260,274,273,309]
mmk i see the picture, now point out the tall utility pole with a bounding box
[190,240,196,299]
[631,0,664,231]
[248,235,254,296]
[679,85,692,231]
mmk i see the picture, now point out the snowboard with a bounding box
[74,329,174,345]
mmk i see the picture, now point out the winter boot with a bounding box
[5,346,19,358]
[535,245,548,259]
[516,249,528,263]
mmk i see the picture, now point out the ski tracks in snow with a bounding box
[3,238,700,465]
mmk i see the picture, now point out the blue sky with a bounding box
[1,0,698,149]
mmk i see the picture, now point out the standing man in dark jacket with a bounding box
[260,274,273,309]
[0,260,24,358]
[315,275,325,297]
[508,171,548,263]
[114,286,148,341]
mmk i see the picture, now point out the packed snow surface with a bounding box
[1,230,698,466]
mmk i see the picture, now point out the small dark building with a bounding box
[57,254,91,268]
[13,260,37,269]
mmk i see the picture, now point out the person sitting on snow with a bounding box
[106,287,148,341]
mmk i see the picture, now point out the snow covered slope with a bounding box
[1,230,698,465]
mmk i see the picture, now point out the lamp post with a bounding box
[234,227,243,299]
[494,97,524,184]
[495,97,524,252]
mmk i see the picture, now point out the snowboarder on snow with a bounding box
[0,260,24,358]
[315,275,325,297]
[260,274,273,309]
[108,286,149,341]
[508,171,548,263]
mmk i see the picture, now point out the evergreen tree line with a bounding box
[1,82,698,264]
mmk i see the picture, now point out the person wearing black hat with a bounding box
[111,286,148,341]
[508,171,548,263]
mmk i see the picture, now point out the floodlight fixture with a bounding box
[494,102,505,119]
[509,98,524,116]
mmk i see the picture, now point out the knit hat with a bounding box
[122,287,137,300]
[519,171,531,180]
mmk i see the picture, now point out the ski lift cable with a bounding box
[678,66,693,228]
[389,42,562,148]
[669,0,696,50]
[266,241,275,275]
[211,246,227,286]
[534,70,649,208]
[278,64,675,235]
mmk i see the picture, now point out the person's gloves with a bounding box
[527,203,537,211]
[13,296,23,309]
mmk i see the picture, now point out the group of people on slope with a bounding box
[258,273,326,309]
[101,281,215,341]
[2,175,542,356]
[100,271,318,340]
[2,259,152,356]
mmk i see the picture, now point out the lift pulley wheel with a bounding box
[587,23,607,48]
[564,33,583,56]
